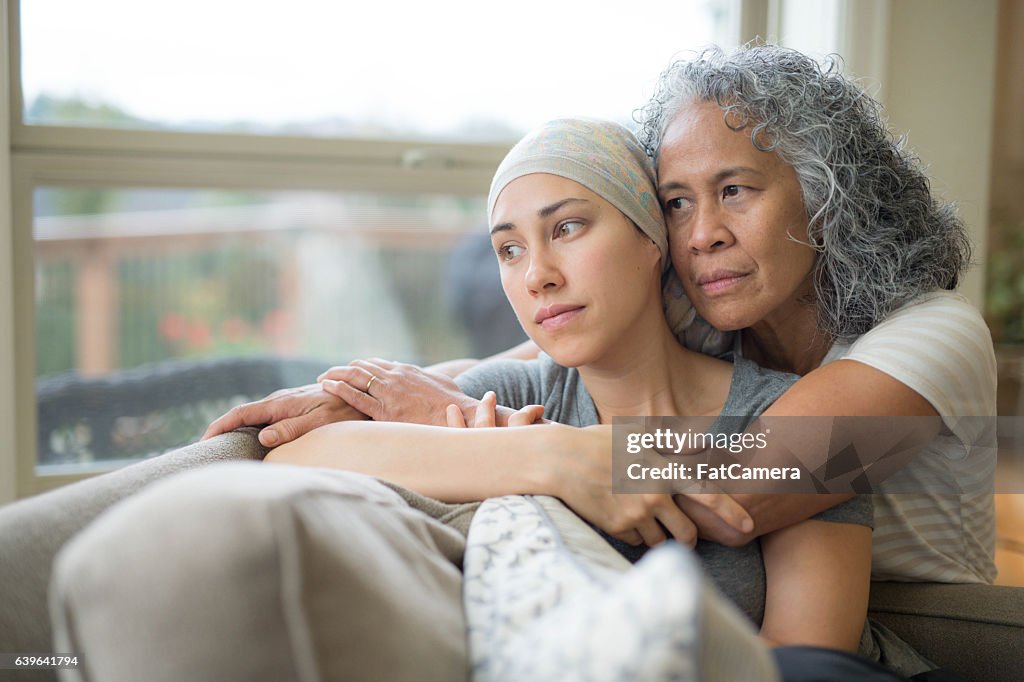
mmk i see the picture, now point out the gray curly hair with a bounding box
[635,45,972,340]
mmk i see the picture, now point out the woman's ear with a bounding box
[630,221,663,274]
[644,237,663,274]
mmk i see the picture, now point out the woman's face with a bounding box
[490,173,662,368]
[657,101,817,333]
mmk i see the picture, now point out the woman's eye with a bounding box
[556,220,584,238]
[722,185,741,199]
[664,197,689,212]
[497,244,524,261]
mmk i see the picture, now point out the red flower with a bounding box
[158,312,187,342]
[221,317,250,343]
[187,320,213,350]
[261,309,292,338]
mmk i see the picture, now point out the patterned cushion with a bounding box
[463,495,779,682]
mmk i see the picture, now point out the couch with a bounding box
[2,427,1021,681]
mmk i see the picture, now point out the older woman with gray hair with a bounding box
[640,45,973,345]
[628,44,994,589]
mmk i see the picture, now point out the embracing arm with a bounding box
[691,294,995,545]
[265,417,750,548]
[204,340,543,444]
[203,351,533,446]
[676,358,937,546]
[759,516,872,651]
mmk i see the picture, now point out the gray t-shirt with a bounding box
[457,353,873,627]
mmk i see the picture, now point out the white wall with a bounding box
[770,0,998,309]
[880,0,998,307]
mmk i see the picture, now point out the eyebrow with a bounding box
[658,166,764,195]
[490,197,591,234]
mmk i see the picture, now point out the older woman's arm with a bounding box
[204,344,544,446]
[676,359,939,547]
[686,291,997,551]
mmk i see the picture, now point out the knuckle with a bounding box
[676,523,697,542]
[614,516,639,535]
[673,521,698,544]
[607,518,629,536]
[640,495,662,513]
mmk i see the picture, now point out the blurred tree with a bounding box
[26,93,153,129]
[986,216,1024,344]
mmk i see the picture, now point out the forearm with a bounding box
[265,421,555,502]
[686,360,939,545]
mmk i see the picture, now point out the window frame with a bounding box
[3,0,763,499]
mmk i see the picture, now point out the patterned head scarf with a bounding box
[487,118,668,270]
[488,117,732,356]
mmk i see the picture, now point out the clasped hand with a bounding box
[447,393,753,549]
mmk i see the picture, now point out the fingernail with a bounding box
[740,517,754,533]
[262,430,279,447]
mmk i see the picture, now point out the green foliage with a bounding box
[35,261,76,376]
[48,188,119,216]
[27,93,153,128]
[986,219,1024,343]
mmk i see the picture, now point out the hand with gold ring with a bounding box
[319,357,518,426]
[202,383,368,448]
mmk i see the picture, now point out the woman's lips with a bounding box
[697,272,749,294]
[534,305,585,331]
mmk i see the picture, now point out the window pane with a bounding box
[34,188,521,469]
[20,0,738,140]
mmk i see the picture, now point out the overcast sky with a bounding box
[20,0,736,137]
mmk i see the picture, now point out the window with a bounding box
[34,187,492,470]
[21,0,739,140]
[8,0,744,495]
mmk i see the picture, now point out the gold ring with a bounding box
[365,375,378,393]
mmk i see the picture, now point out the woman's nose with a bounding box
[687,204,734,253]
[525,249,565,294]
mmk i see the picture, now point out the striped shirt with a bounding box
[823,291,998,583]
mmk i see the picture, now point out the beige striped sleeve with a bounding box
[835,292,998,583]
